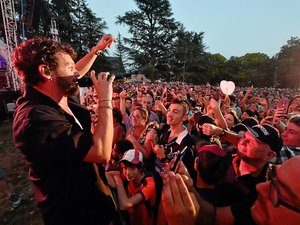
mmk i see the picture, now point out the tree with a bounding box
[116,0,180,80]
[204,53,227,85]
[49,0,107,57]
[239,53,270,87]
[10,0,107,57]
[114,33,130,72]
[0,0,52,41]
[171,28,207,83]
[25,0,52,38]
[224,56,247,86]
[276,36,300,88]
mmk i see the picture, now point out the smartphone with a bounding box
[276,99,289,113]
[77,72,131,87]
[170,147,187,172]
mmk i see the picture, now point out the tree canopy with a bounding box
[0,0,299,88]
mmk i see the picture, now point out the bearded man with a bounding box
[12,36,117,225]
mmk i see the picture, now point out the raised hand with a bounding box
[90,71,114,102]
[201,123,218,136]
[94,34,117,51]
[161,170,199,225]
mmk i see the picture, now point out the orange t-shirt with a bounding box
[127,176,157,225]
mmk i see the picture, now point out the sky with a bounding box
[85,0,300,59]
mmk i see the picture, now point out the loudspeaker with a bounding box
[24,0,36,27]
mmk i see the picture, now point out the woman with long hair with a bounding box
[125,106,158,171]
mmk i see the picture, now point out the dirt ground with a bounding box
[0,120,43,225]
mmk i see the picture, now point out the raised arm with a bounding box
[83,71,114,163]
[119,90,128,117]
[239,86,253,112]
[209,98,228,130]
[75,35,116,78]
[202,123,241,146]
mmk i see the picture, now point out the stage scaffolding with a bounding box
[0,0,20,91]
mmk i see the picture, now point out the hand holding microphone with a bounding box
[90,70,115,102]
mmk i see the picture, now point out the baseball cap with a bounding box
[119,149,143,165]
[196,145,230,184]
[248,124,283,155]
[231,123,249,133]
[197,145,226,157]
[241,117,259,128]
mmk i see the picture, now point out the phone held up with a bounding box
[77,72,132,87]
[169,146,187,173]
[276,98,289,114]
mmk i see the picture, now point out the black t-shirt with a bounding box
[158,124,197,181]
[13,86,116,225]
[196,188,221,207]
[218,157,268,225]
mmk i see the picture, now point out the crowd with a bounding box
[7,34,300,225]
[80,76,300,225]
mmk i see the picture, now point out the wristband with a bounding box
[94,49,102,56]
[98,99,112,103]
[98,106,113,110]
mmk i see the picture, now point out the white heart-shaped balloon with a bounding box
[220,80,235,95]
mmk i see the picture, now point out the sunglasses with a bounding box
[268,164,300,214]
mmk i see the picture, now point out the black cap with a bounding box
[249,124,283,155]
[242,117,259,127]
[232,123,249,133]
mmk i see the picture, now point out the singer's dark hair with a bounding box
[12,37,77,86]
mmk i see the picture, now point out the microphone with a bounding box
[77,72,132,87]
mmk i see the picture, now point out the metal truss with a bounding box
[0,0,19,91]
